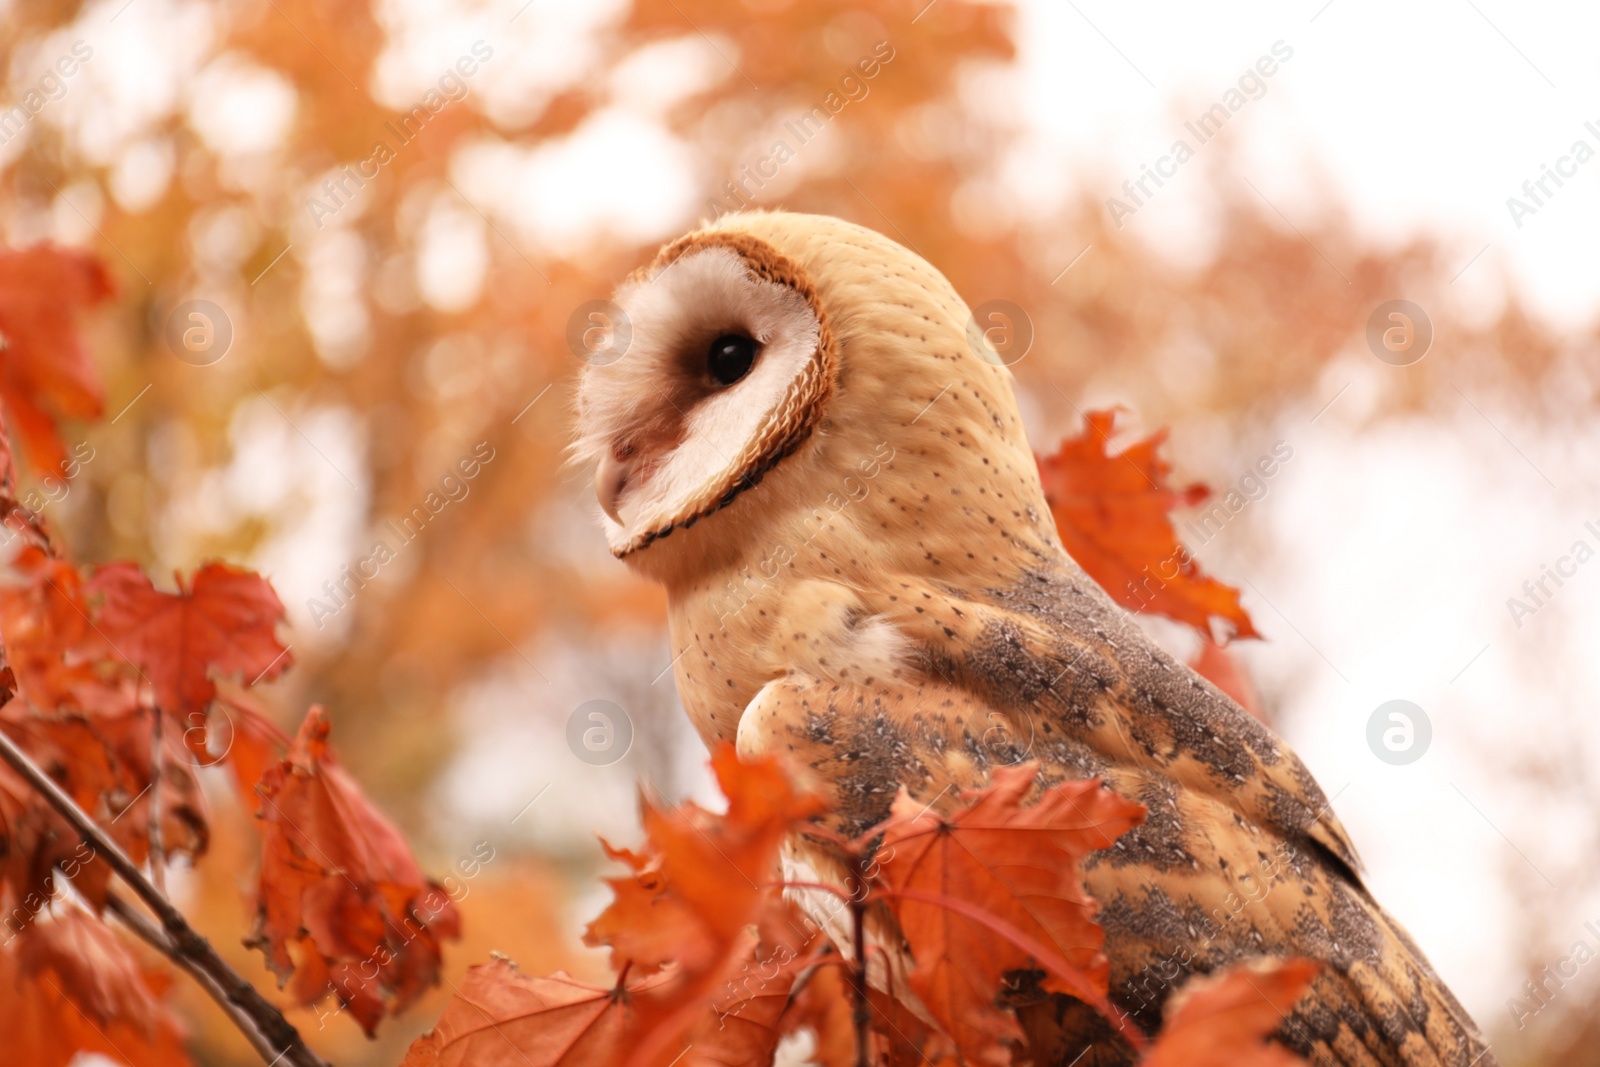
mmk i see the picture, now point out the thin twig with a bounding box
[106,892,280,1064]
[848,855,871,1067]
[0,726,329,1067]
[147,705,165,894]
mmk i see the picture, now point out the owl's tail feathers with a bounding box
[1281,900,1499,1067]
[1010,900,1498,1067]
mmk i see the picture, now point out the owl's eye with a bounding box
[707,333,758,386]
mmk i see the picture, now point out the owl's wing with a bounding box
[737,573,1495,1067]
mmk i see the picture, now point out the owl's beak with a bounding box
[595,450,632,524]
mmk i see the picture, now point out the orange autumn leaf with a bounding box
[0,552,209,909]
[688,951,797,1067]
[248,705,459,1035]
[784,963,958,1067]
[401,959,671,1067]
[872,763,1146,1065]
[0,548,149,726]
[865,985,962,1067]
[412,751,819,1067]
[3,908,191,1067]
[1038,409,1259,641]
[405,932,804,1067]
[0,244,111,471]
[87,561,293,738]
[0,545,99,712]
[582,746,825,1067]
[213,687,293,806]
[781,963,857,1067]
[1141,958,1320,1067]
[0,740,105,910]
[0,548,210,892]
[584,744,824,976]
[0,708,205,911]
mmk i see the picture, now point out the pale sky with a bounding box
[1011,0,1600,324]
[1005,0,1600,1037]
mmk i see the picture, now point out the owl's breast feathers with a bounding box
[730,564,1496,1067]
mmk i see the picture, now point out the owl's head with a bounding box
[573,211,1060,589]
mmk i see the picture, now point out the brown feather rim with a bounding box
[612,229,839,559]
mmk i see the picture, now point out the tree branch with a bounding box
[848,854,871,1067]
[0,726,329,1067]
[106,893,282,1065]
[147,704,165,895]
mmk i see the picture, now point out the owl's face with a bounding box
[574,211,1060,592]
[573,225,838,569]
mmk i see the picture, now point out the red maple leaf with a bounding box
[86,562,293,748]
[582,746,826,1066]
[870,763,1146,1065]
[0,244,112,471]
[402,960,670,1067]
[3,907,191,1067]
[0,546,100,712]
[584,746,824,979]
[248,705,459,1035]
[213,687,293,807]
[1141,958,1320,1066]
[1037,409,1259,642]
[414,748,826,1067]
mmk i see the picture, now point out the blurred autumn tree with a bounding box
[2,0,1597,1064]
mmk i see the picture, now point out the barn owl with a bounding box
[573,211,1496,1067]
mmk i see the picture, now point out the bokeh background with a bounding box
[3,0,1598,1063]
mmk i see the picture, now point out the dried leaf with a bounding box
[584,745,824,975]
[0,546,101,713]
[1038,409,1259,641]
[1141,958,1319,1067]
[0,244,111,471]
[87,561,293,743]
[248,705,458,1035]
[0,748,103,912]
[781,963,858,1067]
[872,763,1145,1065]
[213,688,292,808]
[689,949,795,1067]
[401,959,664,1067]
[583,746,825,1067]
[2,907,191,1067]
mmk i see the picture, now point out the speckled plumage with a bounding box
[576,211,1496,1067]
